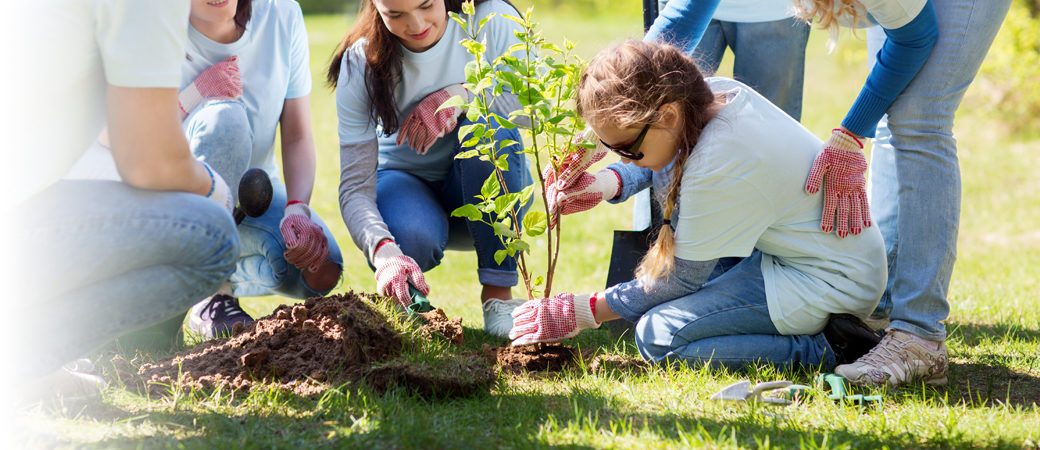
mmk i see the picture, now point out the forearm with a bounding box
[281,135,317,203]
[338,139,394,262]
[643,0,720,53]
[606,162,653,203]
[604,257,717,322]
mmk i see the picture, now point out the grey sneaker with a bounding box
[188,294,254,339]
[482,298,527,338]
[835,329,948,387]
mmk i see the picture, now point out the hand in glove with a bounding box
[544,167,620,229]
[509,292,601,345]
[279,202,330,272]
[805,128,872,238]
[396,84,468,155]
[372,240,430,307]
[179,56,243,119]
[554,130,607,189]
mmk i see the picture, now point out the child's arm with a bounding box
[603,257,718,323]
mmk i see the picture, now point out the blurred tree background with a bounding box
[970,0,1040,137]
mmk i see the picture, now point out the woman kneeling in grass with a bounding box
[510,40,886,370]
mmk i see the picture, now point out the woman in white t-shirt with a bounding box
[509,41,887,371]
[181,0,344,338]
[328,0,533,337]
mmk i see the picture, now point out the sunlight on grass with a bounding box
[23,8,1040,448]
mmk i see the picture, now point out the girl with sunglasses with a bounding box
[510,40,887,371]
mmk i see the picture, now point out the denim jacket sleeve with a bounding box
[643,0,721,53]
[604,256,718,323]
[841,0,938,137]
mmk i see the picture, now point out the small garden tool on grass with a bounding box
[711,380,810,405]
[817,373,883,407]
[407,284,435,315]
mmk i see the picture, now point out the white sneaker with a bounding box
[482,298,527,338]
[19,365,108,404]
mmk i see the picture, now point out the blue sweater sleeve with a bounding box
[605,161,654,203]
[605,257,717,323]
[841,0,938,137]
[643,0,721,54]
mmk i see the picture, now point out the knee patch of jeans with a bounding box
[635,313,671,362]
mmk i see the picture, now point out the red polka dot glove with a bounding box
[554,130,607,189]
[805,128,872,238]
[178,56,242,120]
[509,292,601,346]
[544,167,620,229]
[396,84,468,155]
[279,202,329,272]
[372,241,430,307]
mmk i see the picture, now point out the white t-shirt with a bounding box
[183,0,311,179]
[8,0,189,204]
[335,0,522,182]
[674,78,887,335]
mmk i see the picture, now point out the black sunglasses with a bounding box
[599,122,651,160]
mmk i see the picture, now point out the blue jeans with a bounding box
[635,252,840,371]
[186,100,343,299]
[865,0,1010,341]
[376,118,532,287]
[693,17,810,120]
[9,181,240,380]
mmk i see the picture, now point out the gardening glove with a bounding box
[509,292,601,345]
[178,56,243,120]
[544,166,620,229]
[805,128,872,238]
[201,161,234,214]
[396,84,468,155]
[554,130,605,189]
[372,240,430,307]
[279,202,330,272]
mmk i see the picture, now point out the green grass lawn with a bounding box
[17,9,1040,448]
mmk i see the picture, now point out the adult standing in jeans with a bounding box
[5,0,240,401]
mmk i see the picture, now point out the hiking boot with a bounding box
[835,328,948,387]
[822,314,884,365]
[482,298,527,338]
[188,294,254,339]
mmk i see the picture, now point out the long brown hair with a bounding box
[576,40,720,282]
[326,0,489,136]
[234,0,253,31]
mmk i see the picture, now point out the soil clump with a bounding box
[488,343,579,373]
[136,292,492,397]
[418,309,465,345]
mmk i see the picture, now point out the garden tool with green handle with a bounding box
[817,373,883,406]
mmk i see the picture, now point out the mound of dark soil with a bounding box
[418,309,465,345]
[137,292,492,397]
[487,343,579,373]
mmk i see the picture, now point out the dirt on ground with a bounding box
[133,292,644,398]
[136,292,491,398]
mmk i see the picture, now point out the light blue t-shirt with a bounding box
[183,0,311,179]
[673,78,887,334]
[336,0,523,182]
[12,0,189,203]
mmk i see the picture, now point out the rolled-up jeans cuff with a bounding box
[477,268,518,287]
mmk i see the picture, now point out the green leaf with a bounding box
[458,123,484,141]
[466,105,482,122]
[518,184,535,207]
[523,211,547,237]
[533,275,544,287]
[436,95,467,113]
[494,249,508,265]
[462,40,486,56]
[454,149,480,160]
[507,239,530,253]
[481,173,500,200]
[493,153,509,171]
[493,221,518,239]
[451,204,483,221]
[494,193,519,215]
[476,13,495,32]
